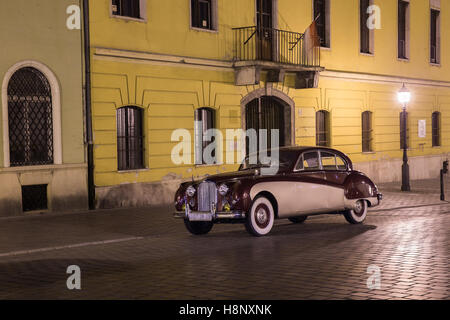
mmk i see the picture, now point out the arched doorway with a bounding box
[245,95,289,154]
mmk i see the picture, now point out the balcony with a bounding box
[232,26,323,88]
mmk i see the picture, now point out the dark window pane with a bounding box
[362,111,372,152]
[192,0,212,29]
[117,106,144,170]
[22,184,48,212]
[314,0,327,47]
[7,67,53,166]
[430,9,439,63]
[360,0,371,53]
[112,0,140,19]
[398,0,408,59]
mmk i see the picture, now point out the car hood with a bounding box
[192,169,258,185]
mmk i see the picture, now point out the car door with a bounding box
[284,150,329,216]
[321,151,349,211]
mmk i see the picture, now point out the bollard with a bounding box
[441,160,449,201]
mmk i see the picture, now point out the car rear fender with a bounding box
[343,171,378,201]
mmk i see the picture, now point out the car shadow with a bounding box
[206,220,377,245]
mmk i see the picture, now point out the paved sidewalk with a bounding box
[0,178,448,300]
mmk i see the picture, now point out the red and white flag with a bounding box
[303,17,320,54]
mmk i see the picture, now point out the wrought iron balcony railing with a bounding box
[233,26,320,68]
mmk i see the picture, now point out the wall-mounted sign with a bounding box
[418,120,426,138]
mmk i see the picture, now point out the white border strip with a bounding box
[0,236,144,258]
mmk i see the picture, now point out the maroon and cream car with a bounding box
[174,146,382,237]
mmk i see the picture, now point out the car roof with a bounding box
[278,146,353,168]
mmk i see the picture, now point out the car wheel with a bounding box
[245,196,275,237]
[344,200,368,224]
[289,216,307,224]
[184,220,214,235]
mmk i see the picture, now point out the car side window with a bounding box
[321,152,337,171]
[336,155,348,171]
[319,151,348,171]
[296,151,320,171]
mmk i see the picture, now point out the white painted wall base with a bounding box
[353,153,450,184]
[0,164,88,216]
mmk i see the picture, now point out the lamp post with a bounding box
[398,83,411,192]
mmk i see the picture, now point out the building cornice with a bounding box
[93,47,450,88]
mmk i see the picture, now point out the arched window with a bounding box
[195,108,216,165]
[432,111,441,147]
[117,106,144,171]
[362,111,373,152]
[316,110,330,147]
[7,67,53,166]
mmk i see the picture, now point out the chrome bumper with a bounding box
[173,208,245,221]
[174,211,245,221]
[368,193,383,207]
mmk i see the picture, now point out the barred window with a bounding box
[432,112,441,147]
[362,111,373,152]
[112,0,141,19]
[117,106,144,171]
[7,67,53,167]
[316,110,330,147]
[399,111,409,149]
[195,108,216,165]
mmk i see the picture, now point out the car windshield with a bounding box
[239,151,295,172]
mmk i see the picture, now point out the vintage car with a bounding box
[174,146,382,237]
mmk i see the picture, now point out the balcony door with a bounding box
[256,0,273,61]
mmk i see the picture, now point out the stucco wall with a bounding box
[0,165,88,216]
[0,0,88,215]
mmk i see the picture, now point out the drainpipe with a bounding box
[83,0,95,209]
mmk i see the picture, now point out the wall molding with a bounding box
[93,47,450,89]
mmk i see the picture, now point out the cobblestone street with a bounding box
[0,179,448,300]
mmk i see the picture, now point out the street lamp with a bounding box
[398,83,411,191]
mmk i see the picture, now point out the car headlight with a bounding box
[218,184,229,196]
[186,185,196,197]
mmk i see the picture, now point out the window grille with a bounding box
[362,111,373,152]
[117,106,144,171]
[7,67,53,167]
[432,112,441,147]
[316,110,330,147]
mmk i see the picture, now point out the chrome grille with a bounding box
[197,181,217,212]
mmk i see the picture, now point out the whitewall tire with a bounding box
[245,196,275,237]
[344,200,368,224]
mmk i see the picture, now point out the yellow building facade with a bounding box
[89,0,450,208]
